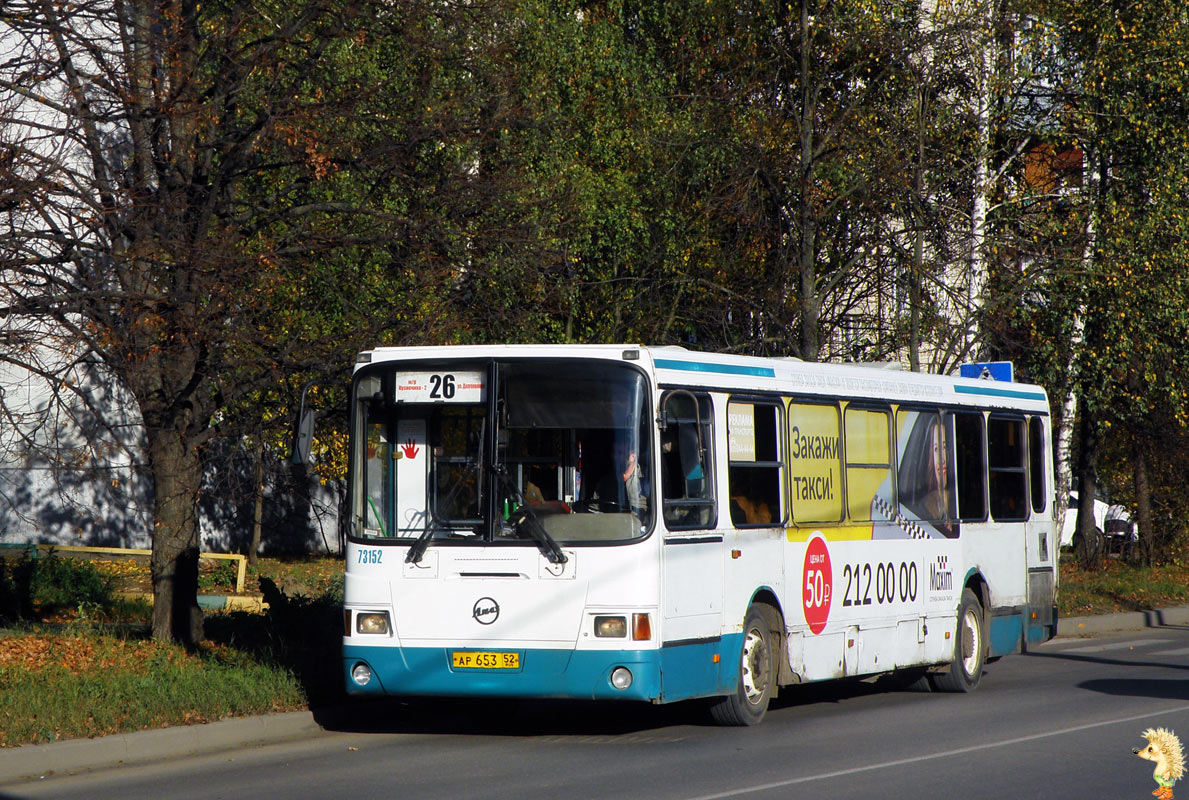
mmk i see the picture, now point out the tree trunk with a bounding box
[1052,345,1081,549]
[148,431,205,644]
[797,0,819,362]
[910,87,926,373]
[965,0,994,359]
[1074,411,1101,570]
[249,437,264,568]
[1053,148,1100,542]
[1134,437,1153,566]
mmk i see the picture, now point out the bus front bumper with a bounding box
[343,644,662,702]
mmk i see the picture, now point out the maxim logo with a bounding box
[930,555,953,592]
[472,597,500,625]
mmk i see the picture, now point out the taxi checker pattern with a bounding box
[871,495,931,540]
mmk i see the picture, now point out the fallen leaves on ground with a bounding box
[0,634,187,676]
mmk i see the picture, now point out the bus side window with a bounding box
[988,416,1028,521]
[661,392,716,530]
[952,412,987,521]
[896,409,951,522]
[1028,416,1047,514]
[788,402,843,523]
[844,406,894,522]
[727,400,782,527]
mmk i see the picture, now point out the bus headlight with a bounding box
[594,616,627,638]
[356,611,390,635]
[351,662,373,687]
[610,667,634,690]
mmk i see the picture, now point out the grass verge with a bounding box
[0,555,344,749]
[1058,556,1189,616]
[0,635,305,748]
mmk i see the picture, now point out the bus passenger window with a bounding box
[896,410,952,522]
[728,400,782,527]
[988,416,1027,521]
[788,402,842,523]
[952,412,987,521]
[1029,417,1047,514]
[660,392,715,530]
[844,406,894,522]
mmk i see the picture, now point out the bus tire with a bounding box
[929,588,986,693]
[710,605,777,726]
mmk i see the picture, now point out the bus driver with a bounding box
[593,436,648,518]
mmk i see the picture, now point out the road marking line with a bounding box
[1056,638,1174,653]
[1151,646,1189,656]
[683,704,1189,800]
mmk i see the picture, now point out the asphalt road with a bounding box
[6,625,1189,800]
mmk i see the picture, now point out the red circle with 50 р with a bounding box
[802,535,832,635]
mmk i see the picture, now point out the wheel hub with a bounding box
[959,608,981,676]
[741,626,769,704]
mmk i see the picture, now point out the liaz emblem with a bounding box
[472,597,500,625]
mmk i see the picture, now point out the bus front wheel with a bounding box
[710,605,778,726]
[929,588,986,693]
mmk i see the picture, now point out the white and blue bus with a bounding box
[341,345,1056,724]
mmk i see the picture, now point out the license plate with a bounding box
[451,651,519,669]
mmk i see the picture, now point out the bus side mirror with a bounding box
[291,379,319,465]
[291,406,316,465]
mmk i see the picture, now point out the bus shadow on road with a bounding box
[311,672,933,738]
[312,696,708,738]
[764,671,934,714]
[1025,648,1189,674]
[1024,647,1189,699]
[1075,678,1189,701]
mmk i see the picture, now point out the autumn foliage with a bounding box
[2,0,1189,649]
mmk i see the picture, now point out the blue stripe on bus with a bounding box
[988,609,1055,654]
[988,614,1024,658]
[653,358,776,378]
[954,384,1047,402]
[343,635,744,703]
[1025,615,1055,646]
[657,634,741,701]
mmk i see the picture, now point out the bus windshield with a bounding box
[352,359,653,550]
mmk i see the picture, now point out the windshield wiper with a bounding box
[495,467,568,564]
[514,505,569,565]
[404,512,435,564]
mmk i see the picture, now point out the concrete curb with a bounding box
[1057,605,1189,637]
[5,605,1189,788]
[0,709,323,786]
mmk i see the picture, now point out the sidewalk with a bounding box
[4,605,1189,787]
[0,710,326,786]
[1056,605,1189,636]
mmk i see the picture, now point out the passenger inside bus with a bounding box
[730,470,773,526]
[731,493,772,525]
[590,435,648,518]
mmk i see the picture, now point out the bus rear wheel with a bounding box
[929,588,986,693]
[710,605,778,726]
